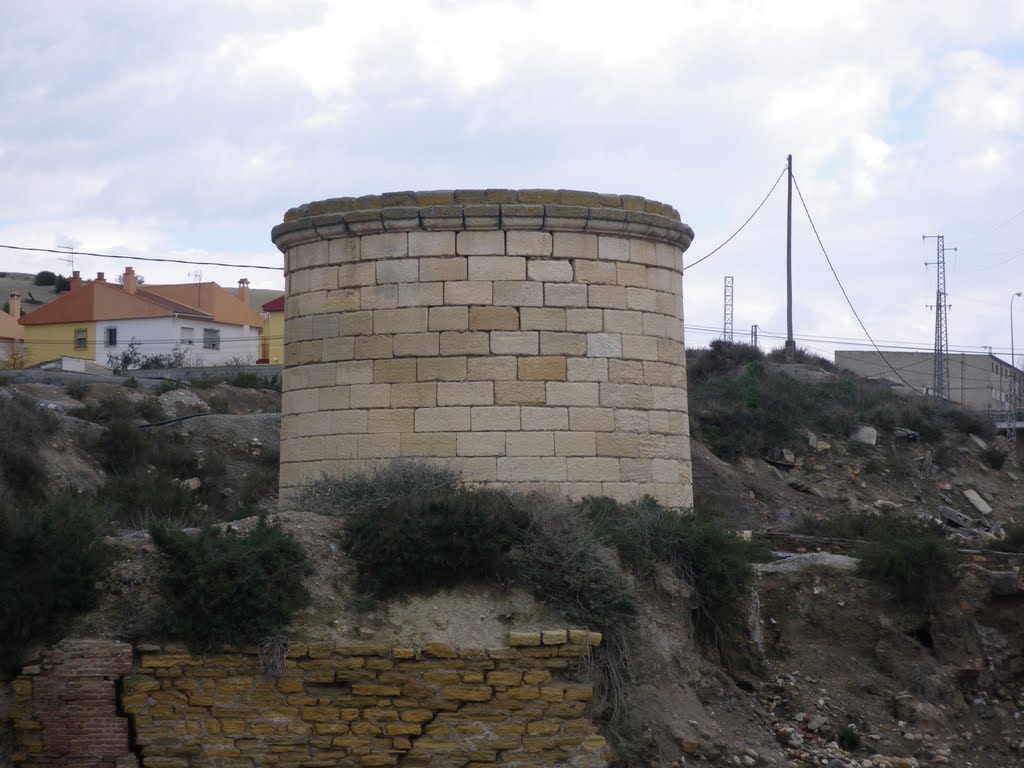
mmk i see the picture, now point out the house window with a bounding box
[74,328,88,350]
[203,328,221,350]
[181,327,194,345]
[105,327,117,347]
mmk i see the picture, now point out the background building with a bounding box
[835,350,1021,413]
[19,268,264,368]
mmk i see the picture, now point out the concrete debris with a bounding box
[893,427,920,440]
[963,488,994,516]
[756,553,859,573]
[938,505,975,529]
[968,433,990,450]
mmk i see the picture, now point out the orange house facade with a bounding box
[19,269,264,368]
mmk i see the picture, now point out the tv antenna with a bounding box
[57,245,75,272]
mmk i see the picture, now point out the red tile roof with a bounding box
[262,294,284,312]
[20,278,263,329]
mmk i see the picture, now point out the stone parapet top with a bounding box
[273,189,693,252]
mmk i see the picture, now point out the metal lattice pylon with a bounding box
[723,276,734,342]
[925,236,952,401]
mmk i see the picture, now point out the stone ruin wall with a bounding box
[272,190,695,507]
[12,631,609,767]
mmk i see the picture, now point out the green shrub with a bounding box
[0,494,109,673]
[855,532,960,608]
[296,461,461,517]
[65,382,91,400]
[343,488,530,597]
[149,518,311,652]
[981,445,1007,470]
[993,524,1024,553]
[33,270,57,286]
[837,724,861,751]
[122,376,140,389]
[156,379,183,394]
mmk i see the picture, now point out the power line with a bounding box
[0,243,282,271]
[683,165,787,271]
[789,171,920,393]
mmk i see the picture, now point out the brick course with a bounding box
[274,190,694,506]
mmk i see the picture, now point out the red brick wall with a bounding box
[11,639,137,767]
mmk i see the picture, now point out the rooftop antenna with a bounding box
[56,244,75,273]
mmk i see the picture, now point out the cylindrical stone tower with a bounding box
[272,190,695,506]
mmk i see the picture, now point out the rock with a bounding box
[962,489,993,515]
[807,714,829,732]
[894,427,919,440]
[815,441,832,453]
[180,477,201,492]
[874,499,902,511]
[806,431,818,448]
[850,426,877,445]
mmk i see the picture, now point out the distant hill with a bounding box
[0,272,61,314]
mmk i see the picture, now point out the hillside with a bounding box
[0,272,61,314]
[2,350,1023,767]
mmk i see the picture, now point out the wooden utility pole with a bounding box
[784,154,796,362]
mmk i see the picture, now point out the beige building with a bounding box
[834,350,1021,413]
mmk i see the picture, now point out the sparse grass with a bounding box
[296,460,461,517]
[764,344,838,370]
[156,380,183,394]
[579,495,769,652]
[149,517,312,652]
[0,393,58,497]
[795,510,946,542]
[801,512,961,609]
[68,394,163,425]
[688,341,1000,461]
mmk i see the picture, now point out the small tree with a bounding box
[33,270,57,286]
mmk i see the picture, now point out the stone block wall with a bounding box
[272,190,696,506]
[13,631,610,767]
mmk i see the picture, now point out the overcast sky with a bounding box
[3,1,1024,363]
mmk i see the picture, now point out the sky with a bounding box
[2,0,1024,365]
